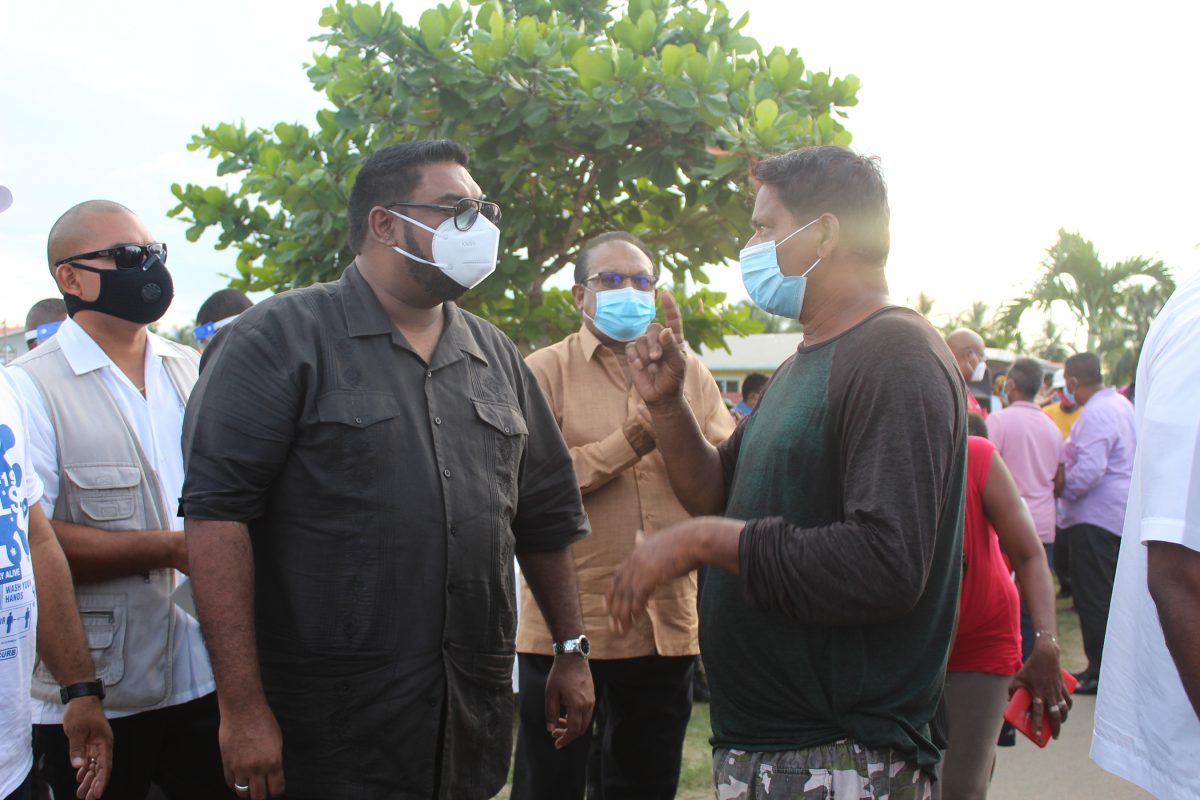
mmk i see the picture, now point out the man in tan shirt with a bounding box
[513,231,735,799]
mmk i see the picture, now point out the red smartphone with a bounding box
[1002,669,1079,747]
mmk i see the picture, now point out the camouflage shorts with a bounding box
[712,740,933,800]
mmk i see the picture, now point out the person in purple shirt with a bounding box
[1055,352,1136,695]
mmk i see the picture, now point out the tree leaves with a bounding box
[169,0,860,350]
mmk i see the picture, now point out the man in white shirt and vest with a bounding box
[8,200,232,799]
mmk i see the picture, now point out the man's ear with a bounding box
[367,206,400,247]
[816,213,841,259]
[54,263,84,298]
[571,284,587,310]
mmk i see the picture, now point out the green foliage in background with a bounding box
[997,229,1174,382]
[168,0,860,350]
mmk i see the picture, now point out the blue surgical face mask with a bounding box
[1062,383,1077,406]
[584,286,657,342]
[739,218,822,319]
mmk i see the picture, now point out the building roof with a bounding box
[699,333,804,373]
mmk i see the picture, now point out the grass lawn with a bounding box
[497,596,1086,798]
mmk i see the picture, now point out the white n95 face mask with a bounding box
[970,359,987,383]
[389,209,501,289]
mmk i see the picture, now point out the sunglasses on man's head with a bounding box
[386,197,502,232]
[584,272,657,292]
[56,242,168,270]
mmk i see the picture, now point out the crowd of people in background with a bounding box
[0,140,1196,800]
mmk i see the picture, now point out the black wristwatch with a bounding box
[553,635,590,659]
[59,680,105,704]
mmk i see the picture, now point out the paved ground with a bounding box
[990,693,1152,800]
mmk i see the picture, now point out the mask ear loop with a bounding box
[777,217,823,278]
[387,208,448,268]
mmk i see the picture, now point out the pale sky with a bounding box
[2,0,1197,349]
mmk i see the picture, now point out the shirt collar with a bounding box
[339,261,488,366]
[54,318,184,377]
[578,323,606,362]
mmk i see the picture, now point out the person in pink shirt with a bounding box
[989,358,1065,565]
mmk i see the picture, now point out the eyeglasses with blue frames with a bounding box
[583,272,657,292]
[385,197,502,232]
[55,242,168,270]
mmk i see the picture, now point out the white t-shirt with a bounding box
[1091,271,1200,799]
[6,319,215,723]
[0,370,44,794]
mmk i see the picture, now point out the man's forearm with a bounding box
[518,547,585,640]
[1148,541,1200,716]
[29,509,97,686]
[185,519,268,714]
[51,519,185,584]
[647,397,726,515]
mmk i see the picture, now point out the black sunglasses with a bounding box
[56,242,168,270]
[584,271,657,292]
[386,197,502,232]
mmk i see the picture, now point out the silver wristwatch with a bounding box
[553,635,590,659]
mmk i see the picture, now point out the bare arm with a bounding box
[29,506,112,799]
[624,293,727,514]
[1147,541,1200,717]
[185,518,284,797]
[983,451,1069,738]
[51,519,187,584]
[518,547,595,749]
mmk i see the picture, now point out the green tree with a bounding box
[938,300,1022,352]
[1028,319,1070,363]
[1098,281,1175,385]
[168,0,860,351]
[997,229,1174,355]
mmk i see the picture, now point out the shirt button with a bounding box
[504,425,511,434]
[449,526,458,536]
[426,370,433,379]
[427,695,439,708]
[354,416,363,425]
[434,416,442,425]
[443,468,452,478]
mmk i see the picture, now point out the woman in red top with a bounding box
[942,418,1069,799]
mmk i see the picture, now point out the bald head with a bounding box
[946,328,987,383]
[46,199,137,272]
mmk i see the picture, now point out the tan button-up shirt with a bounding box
[517,325,736,658]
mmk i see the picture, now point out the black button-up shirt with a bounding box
[181,264,588,799]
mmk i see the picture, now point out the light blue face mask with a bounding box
[739,218,822,319]
[584,286,657,342]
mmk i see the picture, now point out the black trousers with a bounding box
[1053,526,1072,594]
[34,693,235,800]
[511,654,694,800]
[1066,523,1121,678]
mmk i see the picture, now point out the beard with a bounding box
[404,227,468,303]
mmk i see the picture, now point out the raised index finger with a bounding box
[661,291,684,343]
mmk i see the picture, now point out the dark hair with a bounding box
[741,372,769,398]
[967,413,989,439]
[25,297,66,331]
[1007,358,1043,399]
[346,140,470,254]
[752,146,890,263]
[572,231,658,285]
[196,288,253,327]
[1064,352,1103,386]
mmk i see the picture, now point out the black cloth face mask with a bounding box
[63,254,174,324]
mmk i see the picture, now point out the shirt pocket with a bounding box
[62,464,142,523]
[315,391,403,467]
[472,399,528,508]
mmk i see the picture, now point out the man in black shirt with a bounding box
[181,140,594,800]
[607,147,966,798]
